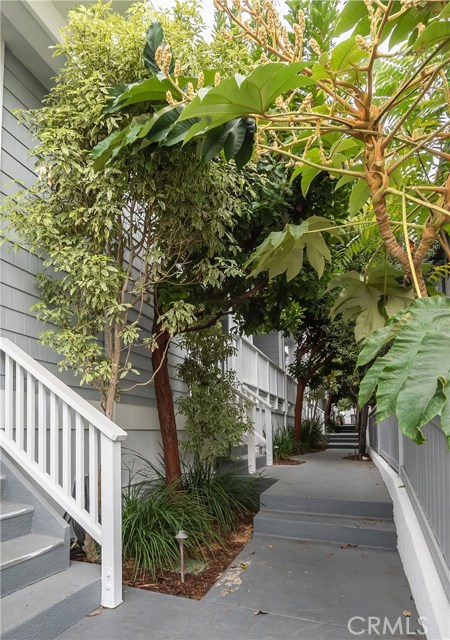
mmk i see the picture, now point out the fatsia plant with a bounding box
[358,297,450,447]
[94,1,450,301]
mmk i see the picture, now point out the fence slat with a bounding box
[5,355,13,439]
[75,414,85,509]
[62,403,71,494]
[89,424,99,523]
[49,391,59,483]
[26,372,36,461]
[15,364,24,448]
[38,382,47,472]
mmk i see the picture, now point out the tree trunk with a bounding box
[293,379,306,444]
[324,392,333,429]
[151,317,182,485]
[358,402,369,457]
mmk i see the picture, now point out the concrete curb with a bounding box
[371,449,450,640]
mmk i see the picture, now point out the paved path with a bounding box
[58,450,422,639]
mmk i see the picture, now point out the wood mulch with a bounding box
[122,515,254,600]
[274,458,305,465]
[343,453,372,461]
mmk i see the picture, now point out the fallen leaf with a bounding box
[265,544,275,548]
[239,562,249,570]
[249,551,255,555]
[87,608,102,617]
[254,610,269,615]
[340,543,358,548]
[402,610,412,617]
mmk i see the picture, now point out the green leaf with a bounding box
[223,119,247,161]
[413,21,450,50]
[349,179,370,215]
[330,38,368,71]
[389,8,422,48]
[180,63,312,132]
[335,1,368,37]
[234,121,255,170]
[300,148,322,197]
[329,265,414,342]
[358,297,450,446]
[143,22,164,75]
[105,76,194,113]
[248,217,332,281]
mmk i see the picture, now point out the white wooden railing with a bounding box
[0,338,126,608]
[236,386,273,473]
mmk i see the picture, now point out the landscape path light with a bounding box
[175,530,188,583]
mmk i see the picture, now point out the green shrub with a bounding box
[177,326,252,464]
[122,454,260,578]
[273,426,296,460]
[122,479,219,580]
[299,418,327,453]
[182,462,260,533]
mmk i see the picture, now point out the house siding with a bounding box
[253,332,283,368]
[0,48,187,417]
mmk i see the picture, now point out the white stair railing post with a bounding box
[100,434,123,608]
[265,406,273,466]
[0,338,126,610]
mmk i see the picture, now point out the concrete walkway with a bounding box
[58,450,423,639]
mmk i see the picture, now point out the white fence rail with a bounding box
[0,338,126,608]
[231,336,296,473]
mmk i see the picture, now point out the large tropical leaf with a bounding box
[329,264,415,342]
[358,297,450,447]
[143,22,164,75]
[180,62,313,136]
[247,216,334,281]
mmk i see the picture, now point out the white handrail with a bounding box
[0,338,126,608]
[0,339,126,442]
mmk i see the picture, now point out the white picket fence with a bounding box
[0,337,126,608]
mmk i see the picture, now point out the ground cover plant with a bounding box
[122,454,260,580]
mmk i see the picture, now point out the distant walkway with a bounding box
[58,451,422,639]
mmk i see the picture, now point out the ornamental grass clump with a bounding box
[122,454,260,578]
[273,426,296,460]
[182,462,260,534]
[122,479,219,580]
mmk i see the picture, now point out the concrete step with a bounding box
[260,494,393,520]
[0,501,34,541]
[0,474,6,499]
[327,442,359,449]
[328,433,358,440]
[0,533,68,597]
[254,509,397,550]
[0,561,101,640]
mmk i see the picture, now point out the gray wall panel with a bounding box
[1,48,186,409]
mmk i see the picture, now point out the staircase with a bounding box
[327,428,359,450]
[254,486,396,550]
[219,443,267,474]
[0,455,101,640]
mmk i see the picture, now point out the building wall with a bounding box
[253,332,283,368]
[0,47,189,464]
[0,45,296,469]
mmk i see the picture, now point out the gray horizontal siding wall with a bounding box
[253,332,282,368]
[0,48,186,408]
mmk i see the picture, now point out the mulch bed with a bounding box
[122,515,253,599]
[72,516,254,601]
[343,453,372,461]
[274,458,305,465]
